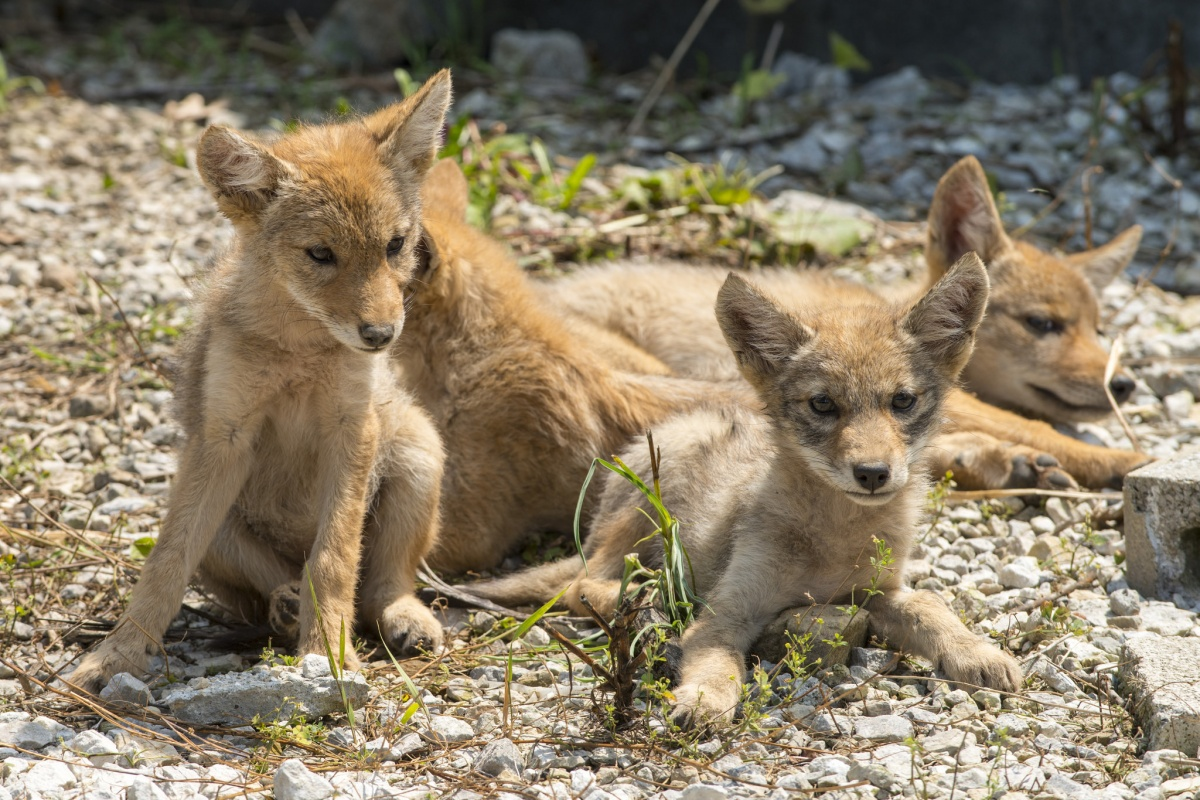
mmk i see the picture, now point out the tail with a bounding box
[468,555,585,607]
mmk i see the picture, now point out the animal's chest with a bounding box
[235,384,337,545]
[768,513,909,608]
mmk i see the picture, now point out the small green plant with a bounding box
[303,566,356,728]
[574,432,698,631]
[829,32,871,72]
[0,50,45,111]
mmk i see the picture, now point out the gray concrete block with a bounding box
[1124,453,1200,601]
[1120,635,1200,754]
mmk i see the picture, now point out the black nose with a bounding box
[853,463,891,492]
[1109,373,1135,403]
[359,323,394,349]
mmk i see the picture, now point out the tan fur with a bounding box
[70,72,454,694]
[393,160,751,574]
[534,157,1150,489]
[475,257,1021,727]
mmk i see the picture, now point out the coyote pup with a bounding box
[72,72,452,693]
[476,254,1022,727]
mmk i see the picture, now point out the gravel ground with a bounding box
[3,41,1200,800]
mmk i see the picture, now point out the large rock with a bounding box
[1124,454,1200,602]
[1120,635,1200,753]
[748,191,877,257]
[750,604,869,667]
[474,737,524,778]
[157,662,368,726]
[491,29,589,84]
[309,0,435,69]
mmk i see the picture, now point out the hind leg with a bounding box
[197,516,302,638]
[359,404,446,657]
[565,504,654,620]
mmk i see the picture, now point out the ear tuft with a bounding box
[926,156,1011,278]
[1065,225,1142,292]
[421,158,469,221]
[716,273,812,382]
[196,126,288,218]
[365,68,452,177]
[905,251,990,379]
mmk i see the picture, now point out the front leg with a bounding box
[929,431,1079,490]
[869,588,1021,692]
[297,413,380,668]
[359,403,445,657]
[72,429,257,693]
[671,564,778,729]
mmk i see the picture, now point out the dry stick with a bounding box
[85,271,170,385]
[1081,165,1102,249]
[626,0,723,137]
[1102,333,1142,453]
[415,562,527,620]
[946,488,1111,504]
[0,476,132,568]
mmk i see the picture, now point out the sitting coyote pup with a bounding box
[71,71,452,693]
[476,255,1021,727]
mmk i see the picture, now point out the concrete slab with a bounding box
[1120,635,1200,754]
[1124,453,1200,601]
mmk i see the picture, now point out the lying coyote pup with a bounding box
[393,159,747,574]
[475,255,1021,726]
[71,71,452,693]
[539,157,1150,489]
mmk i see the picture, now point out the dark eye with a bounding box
[1026,316,1061,335]
[892,391,916,411]
[306,246,335,265]
[810,395,837,415]
[386,236,405,257]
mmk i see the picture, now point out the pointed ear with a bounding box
[905,252,990,380]
[716,273,813,382]
[421,158,469,221]
[1065,225,1141,292]
[364,68,452,178]
[196,126,291,220]
[926,156,1012,278]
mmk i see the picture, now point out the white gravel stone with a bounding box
[680,785,730,800]
[0,712,73,749]
[99,672,153,706]
[125,777,169,800]
[425,714,475,743]
[20,759,76,794]
[272,759,333,800]
[475,737,523,778]
[853,715,913,742]
[999,556,1043,589]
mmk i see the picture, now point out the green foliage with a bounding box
[393,68,419,98]
[304,566,356,728]
[573,433,698,631]
[618,155,780,211]
[829,32,871,72]
[439,117,598,228]
[130,536,156,560]
[0,50,45,111]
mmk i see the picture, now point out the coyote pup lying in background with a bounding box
[71,71,452,693]
[476,254,1022,727]
[538,156,1150,490]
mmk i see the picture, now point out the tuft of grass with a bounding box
[574,432,698,631]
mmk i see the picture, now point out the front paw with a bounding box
[669,682,738,730]
[1005,449,1078,491]
[377,596,444,657]
[72,640,153,695]
[268,582,301,642]
[941,642,1022,693]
